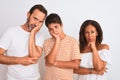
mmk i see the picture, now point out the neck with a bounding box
[21,23,30,32]
[60,32,66,40]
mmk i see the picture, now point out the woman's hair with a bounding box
[79,20,103,51]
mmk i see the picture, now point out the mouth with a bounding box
[28,24,36,31]
[88,38,92,42]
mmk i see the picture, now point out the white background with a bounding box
[0,0,119,80]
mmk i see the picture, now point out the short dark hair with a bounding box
[79,20,103,50]
[29,4,47,16]
[45,13,62,27]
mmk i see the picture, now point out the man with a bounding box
[44,13,81,80]
[0,4,47,80]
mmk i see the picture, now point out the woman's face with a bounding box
[84,24,98,43]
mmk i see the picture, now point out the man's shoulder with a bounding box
[2,26,19,35]
[44,37,53,42]
[6,26,19,32]
[66,35,78,42]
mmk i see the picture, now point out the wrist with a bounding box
[89,68,93,74]
[54,61,57,66]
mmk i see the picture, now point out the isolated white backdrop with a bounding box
[0,0,119,80]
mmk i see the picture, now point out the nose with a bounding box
[34,21,39,27]
[53,29,57,34]
[88,33,92,37]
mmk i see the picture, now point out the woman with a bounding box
[74,20,111,80]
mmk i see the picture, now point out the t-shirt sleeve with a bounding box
[36,35,44,48]
[43,40,51,57]
[71,39,81,60]
[0,29,11,50]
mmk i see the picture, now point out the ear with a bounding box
[96,32,98,36]
[61,24,63,28]
[27,12,30,18]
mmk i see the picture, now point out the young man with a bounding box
[0,4,47,80]
[44,13,81,80]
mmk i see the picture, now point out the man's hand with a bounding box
[20,56,38,66]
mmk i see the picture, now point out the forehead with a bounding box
[85,25,96,31]
[48,23,60,28]
[31,9,46,20]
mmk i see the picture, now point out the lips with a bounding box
[88,38,92,42]
[28,25,36,31]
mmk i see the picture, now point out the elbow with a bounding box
[48,60,55,65]
[46,58,55,65]
[94,66,103,71]
[73,60,80,69]
[74,65,79,69]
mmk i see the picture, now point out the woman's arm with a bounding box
[74,66,105,75]
[91,44,109,71]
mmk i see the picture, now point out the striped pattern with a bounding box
[44,35,81,80]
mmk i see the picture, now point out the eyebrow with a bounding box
[33,17,44,22]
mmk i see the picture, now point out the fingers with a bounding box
[21,57,38,66]
[50,31,57,37]
[88,42,91,47]
[104,67,108,73]
[29,57,38,63]
[31,25,40,34]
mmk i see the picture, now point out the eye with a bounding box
[91,31,94,33]
[48,28,53,32]
[33,17,38,21]
[55,26,58,29]
[85,31,89,34]
[33,17,43,23]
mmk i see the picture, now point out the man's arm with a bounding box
[28,27,43,59]
[0,48,37,65]
[45,39,60,65]
[53,59,80,69]
[44,31,60,65]
[29,32,43,58]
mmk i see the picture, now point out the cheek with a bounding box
[49,30,53,35]
[84,34,88,38]
[38,23,43,27]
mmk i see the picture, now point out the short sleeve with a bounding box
[36,35,44,48]
[43,40,52,57]
[71,39,81,60]
[0,29,11,50]
[99,49,112,68]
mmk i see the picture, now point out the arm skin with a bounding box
[45,30,61,65]
[45,40,60,65]
[53,59,80,69]
[45,37,80,69]
[28,26,43,59]
[0,25,42,65]
[0,48,37,65]
[74,66,105,75]
[45,30,80,69]
[91,44,109,71]
[74,44,109,75]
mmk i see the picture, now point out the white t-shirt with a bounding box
[0,26,44,80]
[75,49,112,80]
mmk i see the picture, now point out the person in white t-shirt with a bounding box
[74,20,112,80]
[0,4,47,80]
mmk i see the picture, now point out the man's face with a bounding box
[47,23,63,37]
[27,9,46,31]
